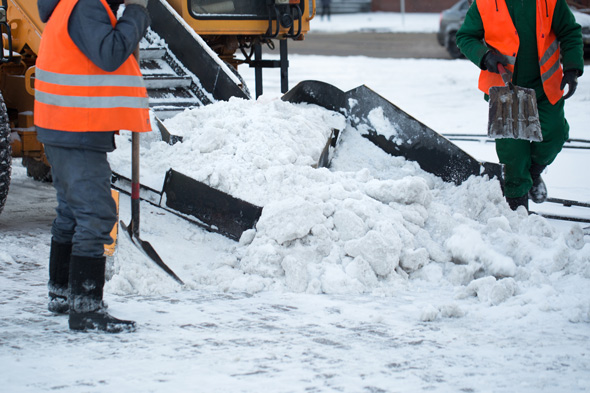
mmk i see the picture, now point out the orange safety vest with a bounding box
[477,0,564,104]
[34,0,151,132]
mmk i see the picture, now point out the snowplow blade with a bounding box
[282,81,503,185]
[162,169,263,241]
[112,170,262,241]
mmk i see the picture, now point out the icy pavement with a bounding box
[3,256,590,393]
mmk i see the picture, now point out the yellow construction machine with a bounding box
[0,0,315,214]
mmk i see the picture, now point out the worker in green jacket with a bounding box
[456,0,584,211]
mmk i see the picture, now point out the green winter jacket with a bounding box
[456,0,584,100]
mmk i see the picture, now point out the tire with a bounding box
[0,92,12,215]
[445,31,465,59]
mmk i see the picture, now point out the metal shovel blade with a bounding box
[120,219,185,285]
[488,84,543,142]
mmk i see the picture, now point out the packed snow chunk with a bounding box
[281,255,310,293]
[399,248,429,272]
[447,263,482,286]
[446,224,516,278]
[485,215,511,233]
[344,224,402,277]
[411,262,444,283]
[255,196,326,245]
[321,263,365,295]
[461,276,518,305]
[344,256,379,287]
[239,241,284,278]
[367,107,403,145]
[522,213,557,239]
[439,303,466,318]
[420,304,439,322]
[365,177,432,207]
[565,224,586,250]
[420,303,465,321]
[438,175,507,222]
[568,301,590,323]
[332,208,367,241]
[239,228,256,245]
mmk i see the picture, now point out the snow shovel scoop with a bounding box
[120,131,185,285]
[488,63,543,142]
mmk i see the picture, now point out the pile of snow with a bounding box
[108,97,590,310]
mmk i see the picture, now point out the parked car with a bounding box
[438,0,590,59]
[437,0,471,59]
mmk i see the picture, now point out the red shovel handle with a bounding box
[497,63,511,86]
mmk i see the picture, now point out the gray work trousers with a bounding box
[44,145,116,258]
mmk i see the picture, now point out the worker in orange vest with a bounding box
[456,0,584,211]
[35,0,151,333]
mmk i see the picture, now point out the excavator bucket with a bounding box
[282,81,504,185]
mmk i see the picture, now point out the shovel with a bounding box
[488,63,543,142]
[120,131,185,285]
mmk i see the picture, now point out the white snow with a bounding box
[1,12,590,393]
[311,11,440,33]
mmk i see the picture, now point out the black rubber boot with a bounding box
[528,163,548,204]
[68,255,136,333]
[506,195,529,212]
[48,239,72,314]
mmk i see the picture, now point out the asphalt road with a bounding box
[284,32,452,59]
[274,32,590,64]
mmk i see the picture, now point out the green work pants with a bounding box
[495,96,569,198]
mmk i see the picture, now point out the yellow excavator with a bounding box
[0,0,315,214]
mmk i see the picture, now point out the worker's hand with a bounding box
[124,0,148,8]
[482,51,508,74]
[560,69,579,100]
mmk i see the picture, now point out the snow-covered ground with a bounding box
[1,12,590,393]
[310,11,440,33]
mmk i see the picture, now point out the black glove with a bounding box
[482,51,508,74]
[560,69,579,100]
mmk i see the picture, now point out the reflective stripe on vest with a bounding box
[34,0,151,132]
[477,0,563,104]
[35,91,150,109]
[535,0,563,103]
[36,68,147,88]
[35,69,149,109]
